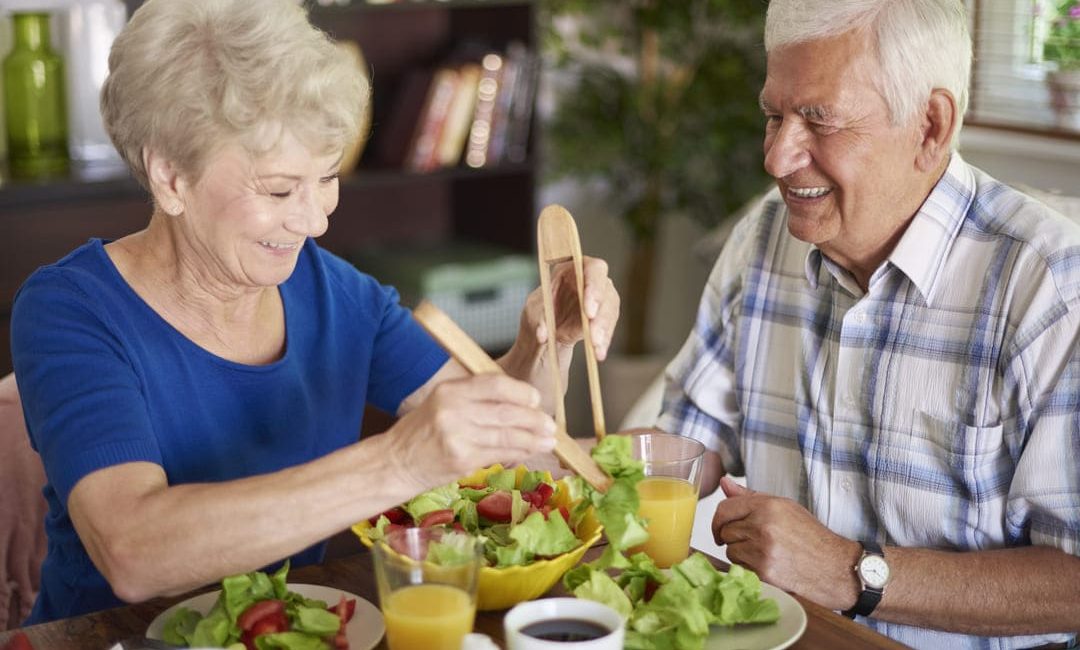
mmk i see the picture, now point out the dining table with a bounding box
[0,545,909,650]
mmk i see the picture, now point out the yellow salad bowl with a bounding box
[352,465,603,610]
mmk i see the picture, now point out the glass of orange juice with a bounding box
[373,526,481,650]
[628,433,706,568]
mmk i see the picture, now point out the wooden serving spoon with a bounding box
[412,300,612,492]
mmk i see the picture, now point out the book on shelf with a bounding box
[504,44,538,164]
[375,44,537,172]
[406,67,460,172]
[485,47,519,166]
[435,63,481,168]
[465,53,503,169]
[466,43,538,168]
[375,67,436,168]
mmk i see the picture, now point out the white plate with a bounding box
[705,582,807,650]
[146,583,385,650]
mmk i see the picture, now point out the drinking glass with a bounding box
[628,432,706,568]
[373,527,482,650]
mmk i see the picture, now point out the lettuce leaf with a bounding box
[572,569,633,618]
[591,435,644,481]
[509,511,580,557]
[592,478,649,551]
[404,483,461,522]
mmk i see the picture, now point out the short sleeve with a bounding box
[11,271,162,507]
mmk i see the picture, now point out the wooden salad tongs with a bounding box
[536,204,608,445]
[412,300,612,492]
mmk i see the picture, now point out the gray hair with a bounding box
[765,0,971,148]
[101,0,369,190]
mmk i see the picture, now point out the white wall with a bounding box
[959,126,1080,193]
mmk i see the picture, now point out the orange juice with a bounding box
[382,583,475,650]
[632,476,698,568]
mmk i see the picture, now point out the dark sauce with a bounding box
[520,618,612,642]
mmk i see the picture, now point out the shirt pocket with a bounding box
[874,410,1008,549]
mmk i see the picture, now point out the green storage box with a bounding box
[350,242,537,350]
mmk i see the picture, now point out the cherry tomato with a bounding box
[476,491,513,522]
[237,599,285,631]
[534,483,554,504]
[419,509,454,527]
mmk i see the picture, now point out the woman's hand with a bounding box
[384,374,558,494]
[521,256,620,361]
[499,257,620,414]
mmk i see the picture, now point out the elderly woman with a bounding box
[10,0,619,624]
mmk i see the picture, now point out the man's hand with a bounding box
[712,477,862,610]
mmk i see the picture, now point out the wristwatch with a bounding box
[842,540,890,619]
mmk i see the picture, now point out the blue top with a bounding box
[11,238,449,623]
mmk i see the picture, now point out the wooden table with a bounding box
[0,547,908,650]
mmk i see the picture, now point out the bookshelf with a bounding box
[0,0,540,375]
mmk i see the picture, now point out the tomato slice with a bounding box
[534,482,554,505]
[0,632,34,650]
[476,491,513,522]
[250,610,289,636]
[333,630,350,649]
[418,509,454,527]
[368,506,411,526]
[329,594,357,624]
[237,599,285,631]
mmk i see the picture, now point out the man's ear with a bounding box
[916,89,957,173]
[143,148,187,216]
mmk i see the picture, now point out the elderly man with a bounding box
[656,0,1080,648]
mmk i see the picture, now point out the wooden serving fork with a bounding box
[536,204,607,444]
[412,300,612,492]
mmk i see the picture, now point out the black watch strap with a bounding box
[842,540,884,619]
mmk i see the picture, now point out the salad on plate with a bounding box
[160,562,357,650]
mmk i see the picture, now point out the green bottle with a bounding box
[3,12,70,179]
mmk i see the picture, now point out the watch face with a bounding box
[859,554,890,589]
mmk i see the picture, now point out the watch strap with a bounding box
[842,540,884,619]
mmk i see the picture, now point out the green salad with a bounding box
[563,436,782,650]
[365,465,586,568]
[161,562,354,650]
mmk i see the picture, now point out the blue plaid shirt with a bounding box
[658,155,1080,650]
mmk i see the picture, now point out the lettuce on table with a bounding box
[563,436,780,650]
[161,561,344,650]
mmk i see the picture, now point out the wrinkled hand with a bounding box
[386,374,557,493]
[712,477,861,610]
[521,256,619,361]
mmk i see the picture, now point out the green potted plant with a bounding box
[1044,0,1080,129]
[542,0,769,359]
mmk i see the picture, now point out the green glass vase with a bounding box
[3,12,70,179]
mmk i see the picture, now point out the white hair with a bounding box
[102,0,369,190]
[765,0,971,148]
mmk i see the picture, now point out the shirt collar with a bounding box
[801,154,975,304]
[887,153,975,306]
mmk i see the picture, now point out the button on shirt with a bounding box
[657,155,1080,650]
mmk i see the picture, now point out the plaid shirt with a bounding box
[657,155,1080,650]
